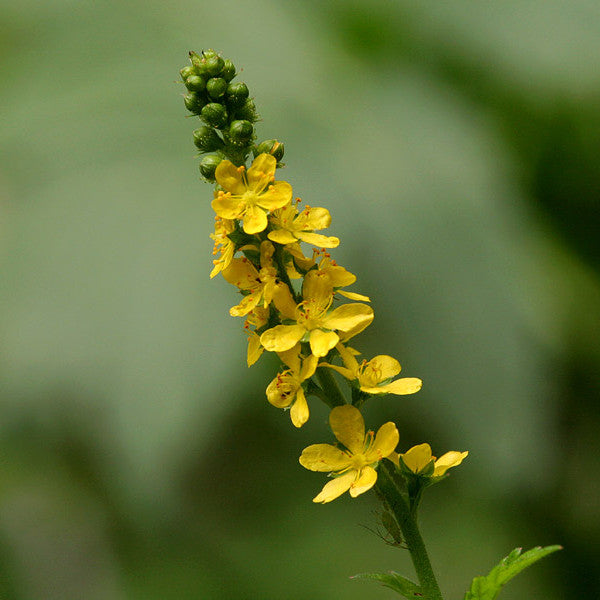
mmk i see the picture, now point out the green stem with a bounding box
[315,367,347,407]
[376,462,444,600]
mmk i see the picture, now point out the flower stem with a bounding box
[315,367,347,407]
[376,461,444,600]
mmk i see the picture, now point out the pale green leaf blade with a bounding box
[352,571,422,598]
[464,545,562,600]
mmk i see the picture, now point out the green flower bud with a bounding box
[229,120,254,143]
[183,92,206,114]
[205,55,224,77]
[189,51,207,76]
[235,98,258,123]
[256,139,285,161]
[202,49,217,59]
[193,126,224,152]
[226,82,249,108]
[180,66,195,81]
[221,59,236,82]
[199,154,222,180]
[206,77,227,100]
[201,102,228,128]
[185,75,206,93]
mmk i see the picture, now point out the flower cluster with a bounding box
[181,50,467,504]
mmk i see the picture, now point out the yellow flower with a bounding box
[209,216,236,279]
[222,241,283,317]
[394,443,468,477]
[268,202,339,248]
[322,343,422,395]
[260,270,373,357]
[300,405,399,503]
[266,344,318,427]
[244,307,269,367]
[211,154,293,234]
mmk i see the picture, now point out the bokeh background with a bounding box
[1,1,599,598]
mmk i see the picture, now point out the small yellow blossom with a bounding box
[260,270,373,357]
[209,216,236,279]
[244,307,269,367]
[393,443,468,477]
[322,343,422,395]
[266,344,318,427]
[268,202,339,248]
[222,241,284,317]
[300,405,399,503]
[211,154,292,234]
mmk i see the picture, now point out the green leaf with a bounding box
[352,571,423,598]
[464,545,562,600]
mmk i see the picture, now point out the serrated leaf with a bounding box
[464,545,562,600]
[352,571,423,598]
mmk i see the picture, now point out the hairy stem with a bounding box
[315,367,347,407]
[376,461,444,600]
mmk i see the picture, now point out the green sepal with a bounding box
[205,55,224,77]
[206,77,228,100]
[464,545,562,600]
[201,103,228,129]
[234,98,259,123]
[221,59,236,82]
[193,126,224,153]
[241,248,260,264]
[185,75,206,93]
[199,154,222,181]
[255,139,285,161]
[227,227,256,250]
[226,82,250,108]
[352,571,422,599]
[180,66,195,81]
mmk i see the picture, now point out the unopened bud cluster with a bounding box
[180,49,285,180]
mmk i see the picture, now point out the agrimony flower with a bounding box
[266,344,318,427]
[209,216,236,279]
[268,203,339,248]
[300,405,399,503]
[260,270,373,357]
[395,443,468,477]
[323,343,422,395]
[211,154,292,234]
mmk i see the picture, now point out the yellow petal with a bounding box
[433,451,469,477]
[260,324,305,352]
[336,343,360,376]
[242,204,268,234]
[329,405,365,455]
[337,290,371,302]
[290,388,309,428]
[369,355,402,380]
[277,344,301,372]
[247,333,263,367]
[366,377,422,396]
[215,161,246,195]
[256,182,293,211]
[222,258,259,290]
[265,375,294,408]
[349,465,378,498]
[294,206,331,230]
[268,229,298,245]
[302,270,333,304]
[272,284,298,320]
[299,354,319,381]
[246,154,277,191]
[309,329,339,357]
[366,422,399,462]
[319,362,355,380]
[312,471,355,503]
[324,266,356,288]
[296,232,340,248]
[323,303,374,332]
[229,291,261,317]
[211,193,245,220]
[400,443,433,474]
[299,444,353,472]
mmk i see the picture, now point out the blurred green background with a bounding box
[1,1,599,598]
